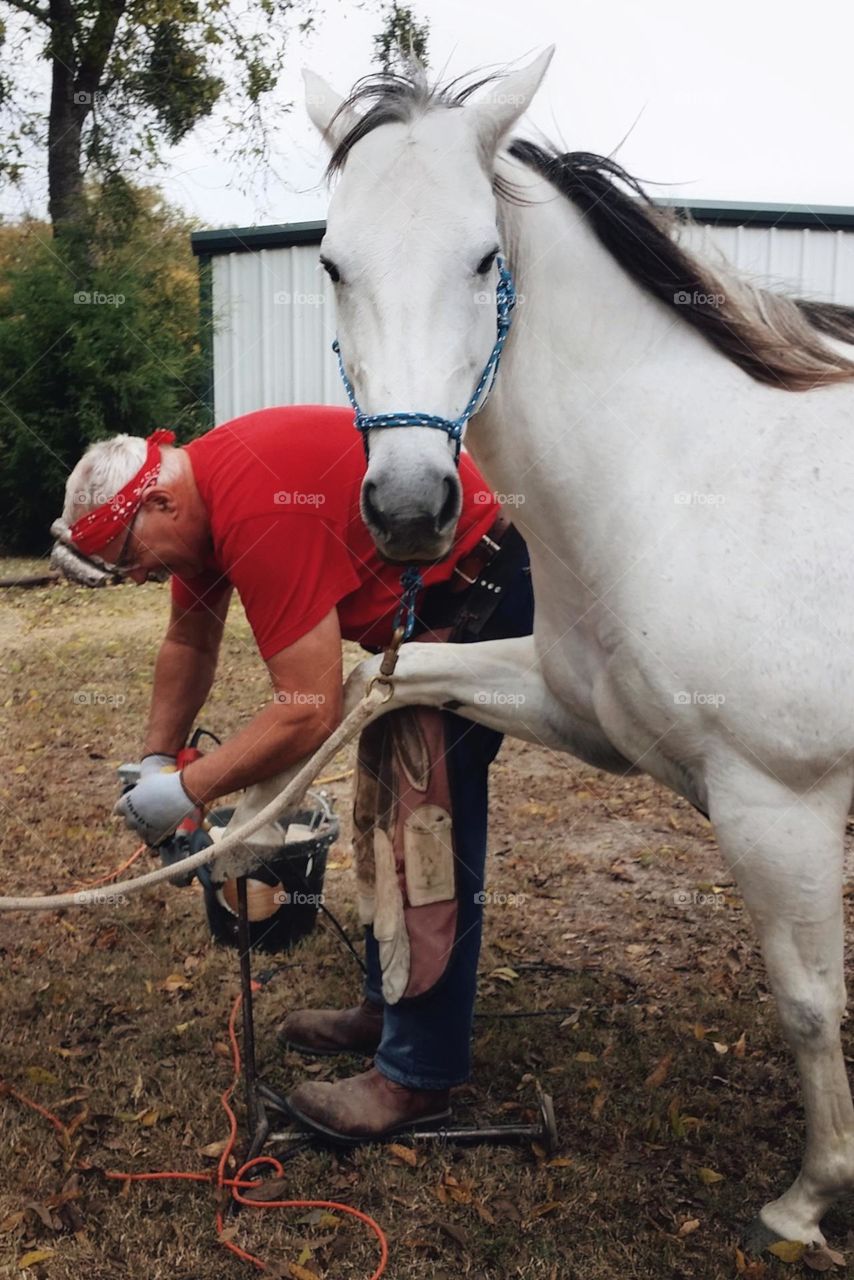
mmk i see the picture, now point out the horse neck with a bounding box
[466,153,744,546]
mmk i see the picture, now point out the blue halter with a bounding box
[331,255,517,464]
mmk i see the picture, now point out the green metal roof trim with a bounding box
[662,200,854,230]
[190,203,854,257]
[190,220,327,256]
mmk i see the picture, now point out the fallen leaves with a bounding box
[199,1137,229,1159]
[18,1250,55,1269]
[23,1067,59,1088]
[241,1178,289,1202]
[115,1105,169,1127]
[160,973,192,995]
[609,858,636,883]
[643,1053,672,1090]
[590,1089,608,1120]
[696,1167,725,1186]
[803,1245,846,1271]
[435,1172,474,1206]
[668,1096,701,1138]
[387,1142,418,1168]
[435,1219,469,1250]
[286,1264,319,1280]
[735,1246,769,1277]
[488,966,519,984]
[527,1200,563,1221]
[768,1240,805,1263]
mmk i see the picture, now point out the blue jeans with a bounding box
[362,556,534,1090]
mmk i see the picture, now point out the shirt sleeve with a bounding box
[223,514,360,660]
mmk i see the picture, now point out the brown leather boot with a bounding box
[276,998,384,1057]
[286,1065,451,1144]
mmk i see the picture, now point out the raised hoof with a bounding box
[742,1215,787,1256]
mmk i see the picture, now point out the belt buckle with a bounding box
[453,531,502,585]
[453,563,480,586]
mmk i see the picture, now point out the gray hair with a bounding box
[61,434,179,523]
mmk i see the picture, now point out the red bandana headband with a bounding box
[68,429,176,557]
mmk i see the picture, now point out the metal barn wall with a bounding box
[208,244,347,423]
[680,223,854,309]
[193,206,854,425]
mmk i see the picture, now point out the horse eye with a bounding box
[475,249,498,276]
[320,256,341,284]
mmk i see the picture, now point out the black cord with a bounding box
[474,1008,582,1020]
[316,901,368,976]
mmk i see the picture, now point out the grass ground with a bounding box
[1,561,851,1279]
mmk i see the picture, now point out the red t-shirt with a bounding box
[171,406,499,658]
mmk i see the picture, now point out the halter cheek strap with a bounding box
[332,256,517,463]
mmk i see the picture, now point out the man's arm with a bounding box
[180,606,343,806]
[143,589,233,757]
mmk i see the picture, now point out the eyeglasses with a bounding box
[112,509,142,576]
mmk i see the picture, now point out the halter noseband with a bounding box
[332,255,517,463]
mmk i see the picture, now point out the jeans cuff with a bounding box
[375,1052,469,1092]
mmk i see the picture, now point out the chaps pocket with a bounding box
[403,804,455,907]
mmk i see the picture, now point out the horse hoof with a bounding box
[743,1215,785,1255]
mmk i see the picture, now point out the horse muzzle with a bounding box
[361,470,462,563]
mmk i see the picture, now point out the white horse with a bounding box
[234,50,854,1247]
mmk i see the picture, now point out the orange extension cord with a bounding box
[3,988,388,1275]
[71,841,147,890]
[3,843,389,1276]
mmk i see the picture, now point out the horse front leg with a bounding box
[343,634,583,750]
[222,639,565,856]
[225,635,603,869]
[710,763,854,1246]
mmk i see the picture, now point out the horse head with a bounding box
[304,49,553,563]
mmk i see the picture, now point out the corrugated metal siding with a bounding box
[208,222,854,424]
[681,223,854,307]
[211,247,347,423]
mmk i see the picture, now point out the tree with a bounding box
[0,183,207,551]
[373,2,428,73]
[0,0,319,240]
[0,1,432,552]
[1,1,431,243]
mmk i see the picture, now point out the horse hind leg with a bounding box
[710,764,854,1246]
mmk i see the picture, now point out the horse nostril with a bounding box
[437,475,461,531]
[361,480,387,534]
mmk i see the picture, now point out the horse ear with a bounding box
[472,47,555,155]
[303,68,358,149]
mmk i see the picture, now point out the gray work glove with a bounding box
[114,771,195,846]
[140,752,177,779]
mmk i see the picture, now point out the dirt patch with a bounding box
[0,574,851,1279]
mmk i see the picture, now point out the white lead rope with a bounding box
[0,683,390,914]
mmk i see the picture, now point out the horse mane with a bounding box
[506,142,854,392]
[327,70,854,393]
[326,66,503,175]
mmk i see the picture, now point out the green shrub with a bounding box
[0,182,208,553]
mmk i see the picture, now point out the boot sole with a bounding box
[285,1096,453,1147]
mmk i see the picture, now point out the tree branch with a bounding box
[5,0,50,22]
[75,0,127,103]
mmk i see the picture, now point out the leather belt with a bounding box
[450,513,512,593]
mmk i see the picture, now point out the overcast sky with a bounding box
[6,0,854,228]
